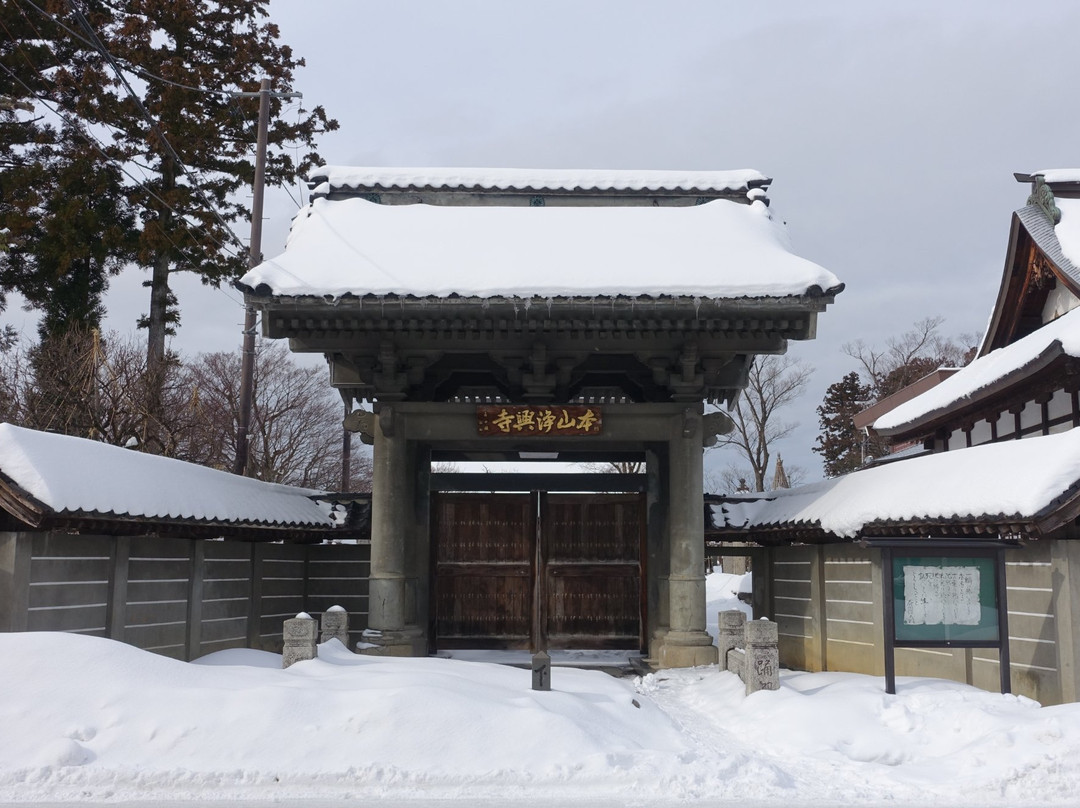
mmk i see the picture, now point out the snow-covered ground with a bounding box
[2,573,1079,806]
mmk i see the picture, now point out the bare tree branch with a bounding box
[0,330,371,491]
[713,354,812,492]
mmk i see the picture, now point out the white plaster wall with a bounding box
[996,420,1017,440]
[967,419,994,447]
[1042,284,1080,324]
[1020,400,1042,431]
[1049,419,1073,435]
[1049,388,1072,422]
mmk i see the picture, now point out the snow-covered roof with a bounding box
[852,368,958,432]
[0,423,336,530]
[873,305,1080,434]
[711,428,1080,539]
[1034,168,1080,184]
[975,171,1080,362]
[309,165,769,195]
[1013,171,1080,280]
[239,195,842,300]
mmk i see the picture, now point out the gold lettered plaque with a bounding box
[476,405,602,436]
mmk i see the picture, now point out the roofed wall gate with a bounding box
[238,166,842,668]
[0,421,373,658]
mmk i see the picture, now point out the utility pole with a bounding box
[232,79,300,476]
[341,402,352,491]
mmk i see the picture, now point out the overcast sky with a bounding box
[10,0,1080,485]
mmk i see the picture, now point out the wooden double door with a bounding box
[431,492,645,651]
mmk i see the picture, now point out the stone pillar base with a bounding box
[647,628,669,664]
[359,628,427,657]
[655,629,719,669]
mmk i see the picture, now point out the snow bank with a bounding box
[239,196,841,300]
[0,633,688,803]
[705,571,753,638]
[2,630,1080,805]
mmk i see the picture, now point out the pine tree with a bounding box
[813,318,980,476]
[813,371,872,477]
[91,0,337,380]
[875,354,944,399]
[0,0,132,337]
[2,1,336,450]
[2,127,136,341]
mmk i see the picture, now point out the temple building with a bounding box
[710,171,1080,702]
[238,167,842,667]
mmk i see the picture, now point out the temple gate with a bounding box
[238,166,842,667]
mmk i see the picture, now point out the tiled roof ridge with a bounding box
[308,165,771,196]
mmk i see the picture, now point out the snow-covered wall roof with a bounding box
[873,305,1080,433]
[309,166,769,195]
[0,424,335,529]
[713,428,1080,539]
[239,196,842,300]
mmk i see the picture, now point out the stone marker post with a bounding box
[717,610,746,673]
[532,651,551,691]
[283,613,318,668]
[744,619,780,694]
[320,605,350,648]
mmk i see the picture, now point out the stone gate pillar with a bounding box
[656,405,718,668]
[365,409,426,656]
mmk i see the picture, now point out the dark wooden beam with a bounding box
[430,472,647,493]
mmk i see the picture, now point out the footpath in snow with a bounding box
[1,574,1078,806]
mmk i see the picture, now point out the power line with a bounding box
[0,14,52,83]
[0,17,246,262]
[4,6,291,314]
[0,27,163,191]
[17,0,235,98]
[65,0,248,254]
[0,60,245,266]
[16,0,325,157]
[279,173,303,209]
[2,29,253,344]
[15,0,93,47]
[215,284,245,307]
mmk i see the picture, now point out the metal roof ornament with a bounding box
[1028,175,1062,225]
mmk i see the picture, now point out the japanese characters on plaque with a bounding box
[902,565,981,627]
[476,405,602,436]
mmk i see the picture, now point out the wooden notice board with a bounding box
[881,545,1010,696]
